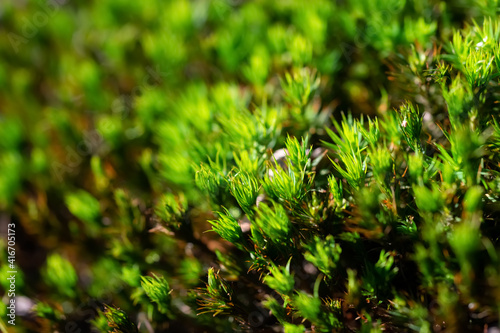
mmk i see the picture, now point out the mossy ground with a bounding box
[1,1,500,332]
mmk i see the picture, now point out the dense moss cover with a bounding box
[2,1,500,332]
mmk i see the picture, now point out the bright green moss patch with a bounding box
[3,1,500,332]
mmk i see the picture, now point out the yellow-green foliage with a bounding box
[2,1,500,332]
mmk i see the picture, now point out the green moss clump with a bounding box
[2,1,500,332]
